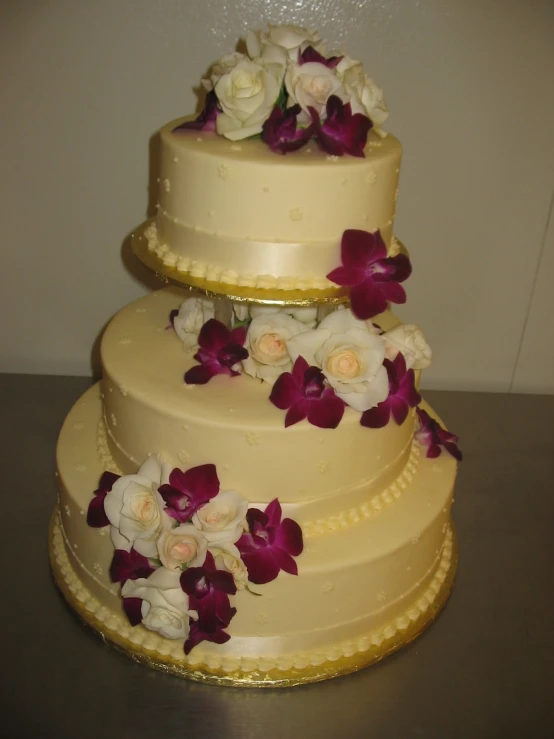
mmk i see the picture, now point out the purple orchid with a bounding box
[262,104,315,154]
[109,548,157,585]
[172,91,220,133]
[416,408,463,462]
[360,352,421,428]
[184,319,248,385]
[327,229,412,320]
[180,551,237,654]
[236,499,303,585]
[122,597,143,627]
[159,464,220,524]
[270,356,345,429]
[86,471,120,528]
[299,45,343,68]
[309,95,372,158]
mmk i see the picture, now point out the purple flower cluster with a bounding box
[361,353,421,428]
[416,408,462,461]
[184,319,248,385]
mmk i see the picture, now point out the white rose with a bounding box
[192,490,248,544]
[265,24,322,59]
[209,541,249,590]
[382,324,432,370]
[157,524,208,571]
[202,52,246,91]
[242,312,306,383]
[121,568,196,640]
[288,308,389,412]
[104,456,172,558]
[336,56,388,131]
[285,61,348,122]
[245,31,288,70]
[249,304,318,328]
[173,297,215,350]
[215,57,283,141]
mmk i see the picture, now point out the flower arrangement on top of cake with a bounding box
[174,24,388,156]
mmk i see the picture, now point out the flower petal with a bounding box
[306,393,345,428]
[360,402,391,428]
[274,517,304,557]
[122,597,143,626]
[269,371,301,410]
[184,364,216,385]
[350,279,388,320]
[285,400,309,427]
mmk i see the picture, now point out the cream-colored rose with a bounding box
[242,312,306,383]
[202,52,246,91]
[104,456,172,558]
[214,57,283,140]
[382,324,432,370]
[248,25,322,61]
[336,56,388,131]
[209,541,249,590]
[192,490,248,544]
[173,297,215,350]
[249,304,317,328]
[285,61,347,122]
[288,308,388,412]
[157,524,208,571]
[121,568,196,640]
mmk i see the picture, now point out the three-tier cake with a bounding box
[50,25,461,687]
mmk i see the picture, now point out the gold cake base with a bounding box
[49,506,458,688]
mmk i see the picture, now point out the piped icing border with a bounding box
[96,417,421,538]
[50,508,456,686]
[138,220,403,293]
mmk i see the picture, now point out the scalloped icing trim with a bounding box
[144,221,333,291]
[303,440,420,538]
[51,508,454,677]
[96,418,420,539]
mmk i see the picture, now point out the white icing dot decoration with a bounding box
[245,432,260,446]
[326,155,339,162]
[255,612,269,625]
[178,450,191,465]
[64,505,71,517]
[110,414,117,427]
[97,529,106,536]
[289,207,303,221]
[163,178,171,193]
[173,156,179,163]
[377,591,386,603]
[79,510,85,516]
[366,171,377,185]
[120,338,132,345]
[317,461,329,474]
[119,385,128,397]
[230,144,242,151]
[262,186,269,192]
[411,534,421,545]
[73,423,84,431]
[322,582,334,594]
[196,137,203,142]
[76,464,86,473]
[136,307,146,313]
[93,563,103,576]
[218,164,229,180]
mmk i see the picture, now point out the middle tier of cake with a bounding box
[100,287,415,527]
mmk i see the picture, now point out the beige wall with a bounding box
[1,0,553,392]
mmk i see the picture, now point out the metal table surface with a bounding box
[1,373,553,738]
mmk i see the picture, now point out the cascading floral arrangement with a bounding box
[172,24,389,156]
[87,458,303,654]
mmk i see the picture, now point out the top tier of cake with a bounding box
[145,126,402,292]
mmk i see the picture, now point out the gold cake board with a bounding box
[49,506,458,688]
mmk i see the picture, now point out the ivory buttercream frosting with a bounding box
[52,25,460,686]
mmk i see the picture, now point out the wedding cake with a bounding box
[51,25,461,687]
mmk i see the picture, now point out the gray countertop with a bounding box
[1,373,553,738]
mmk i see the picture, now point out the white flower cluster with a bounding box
[174,298,432,413]
[199,24,388,140]
[103,456,249,641]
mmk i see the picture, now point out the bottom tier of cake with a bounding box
[52,383,458,687]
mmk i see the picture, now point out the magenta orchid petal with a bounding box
[360,403,391,429]
[285,401,309,427]
[159,464,219,523]
[237,500,303,585]
[86,471,120,527]
[416,408,462,461]
[389,395,410,425]
[185,318,248,385]
[306,390,345,429]
[327,228,412,320]
[271,357,345,429]
[310,96,372,158]
[299,45,343,68]
[184,619,232,655]
[122,597,143,627]
[173,91,220,133]
[109,548,156,584]
[262,104,315,154]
